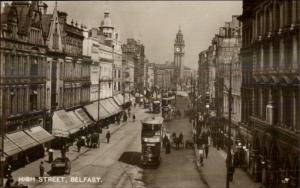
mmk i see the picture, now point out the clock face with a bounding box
[176,47,181,52]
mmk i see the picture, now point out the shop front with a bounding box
[113,93,132,109]
[52,110,85,148]
[74,108,95,133]
[5,130,40,169]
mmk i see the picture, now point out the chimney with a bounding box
[42,3,48,15]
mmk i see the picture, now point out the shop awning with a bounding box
[101,99,118,115]
[84,102,111,121]
[108,98,121,112]
[113,94,131,106]
[113,94,124,106]
[75,108,94,126]
[24,126,54,144]
[6,131,39,151]
[52,110,81,137]
[67,111,85,129]
[2,137,22,156]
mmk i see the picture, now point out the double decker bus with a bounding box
[141,116,164,167]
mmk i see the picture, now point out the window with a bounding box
[274,3,280,30]
[23,56,27,75]
[11,55,15,75]
[285,1,292,26]
[10,90,15,114]
[273,40,280,69]
[29,89,37,111]
[53,29,59,49]
[30,57,38,76]
[4,54,9,75]
[284,36,293,68]
[297,1,300,23]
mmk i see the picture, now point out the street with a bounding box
[13,106,146,188]
[143,118,207,188]
[12,99,209,188]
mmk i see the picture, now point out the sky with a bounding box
[2,1,242,69]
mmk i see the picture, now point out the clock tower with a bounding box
[173,28,185,89]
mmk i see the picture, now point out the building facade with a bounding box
[154,62,174,91]
[0,1,54,170]
[122,38,145,93]
[122,54,134,93]
[239,0,300,187]
[42,5,90,112]
[146,63,155,89]
[83,12,122,101]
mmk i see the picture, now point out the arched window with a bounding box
[30,57,38,76]
[285,0,292,26]
[273,2,280,30]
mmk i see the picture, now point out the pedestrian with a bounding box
[106,131,111,143]
[163,134,168,149]
[179,132,184,147]
[39,161,44,177]
[76,139,82,152]
[13,180,19,187]
[61,144,67,158]
[229,164,235,182]
[86,133,91,148]
[132,114,136,122]
[205,144,209,158]
[123,112,128,122]
[5,176,13,188]
[165,139,171,154]
[175,138,180,150]
[48,148,53,162]
[128,108,131,117]
[4,164,12,179]
[199,148,204,166]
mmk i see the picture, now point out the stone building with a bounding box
[238,0,300,187]
[154,62,174,91]
[146,63,155,89]
[98,12,123,95]
[122,54,135,93]
[0,1,54,168]
[42,4,90,112]
[83,11,122,100]
[122,38,146,93]
[198,45,217,110]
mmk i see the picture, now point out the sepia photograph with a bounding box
[0,0,299,188]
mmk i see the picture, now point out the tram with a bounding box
[141,116,164,166]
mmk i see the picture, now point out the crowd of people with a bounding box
[194,123,236,182]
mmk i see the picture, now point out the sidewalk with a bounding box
[12,106,140,179]
[194,141,261,188]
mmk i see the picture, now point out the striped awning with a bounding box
[24,126,54,144]
[52,110,82,137]
[2,137,22,156]
[75,108,94,126]
[84,102,111,121]
[6,131,39,151]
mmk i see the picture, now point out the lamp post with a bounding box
[97,63,101,128]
